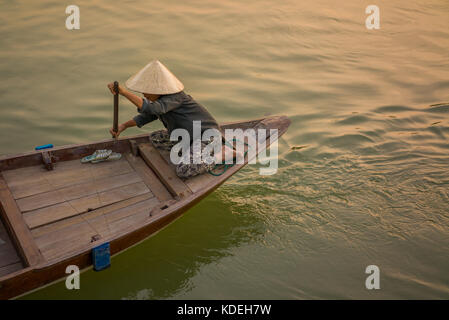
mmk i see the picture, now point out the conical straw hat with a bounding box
[125,60,184,95]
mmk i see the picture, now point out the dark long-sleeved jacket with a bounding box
[133,91,219,141]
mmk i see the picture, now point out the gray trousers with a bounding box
[150,130,216,179]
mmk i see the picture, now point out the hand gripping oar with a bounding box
[112,81,119,139]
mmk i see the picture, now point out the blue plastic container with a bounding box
[92,242,111,271]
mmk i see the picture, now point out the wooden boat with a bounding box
[0,115,290,299]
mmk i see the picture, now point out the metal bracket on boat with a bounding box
[41,151,57,171]
[91,234,101,242]
[149,199,177,217]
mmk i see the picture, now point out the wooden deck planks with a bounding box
[36,196,160,261]
[104,196,160,231]
[30,193,155,239]
[71,181,150,213]
[3,158,134,200]
[105,209,152,239]
[23,181,151,229]
[138,143,191,198]
[0,173,43,266]
[23,202,76,230]
[16,171,144,213]
[38,220,105,261]
[35,196,156,250]
[124,153,172,202]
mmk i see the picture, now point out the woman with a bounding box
[108,60,234,178]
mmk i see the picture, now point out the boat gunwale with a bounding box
[0,117,269,171]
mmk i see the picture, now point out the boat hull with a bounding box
[0,115,290,299]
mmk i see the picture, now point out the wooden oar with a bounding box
[112,81,119,139]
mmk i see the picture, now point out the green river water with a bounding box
[0,0,448,299]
